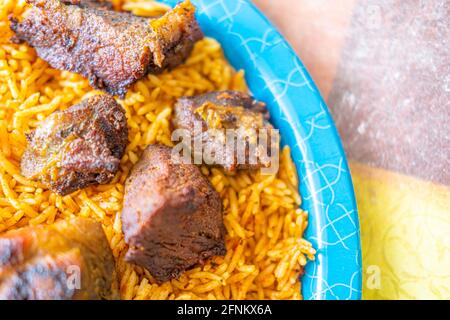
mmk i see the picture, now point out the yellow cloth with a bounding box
[350,161,450,299]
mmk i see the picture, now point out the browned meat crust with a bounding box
[0,218,118,300]
[61,0,113,10]
[9,0,203,97]
[20,94,128,196]
[173,91,278,172]
[121,144,226,283]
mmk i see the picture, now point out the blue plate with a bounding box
[162,0,362,300]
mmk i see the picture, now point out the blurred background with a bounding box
[253,0,449,299]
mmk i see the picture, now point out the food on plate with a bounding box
[121,144,226,283]
[0,0,315,300]
[9,0,203,97]
[173,91,279,172]
[0,217,118,300]
[20,94,128,196]
[61,0,113,9]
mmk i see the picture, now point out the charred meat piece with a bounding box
[0,218,118,300]
[9,0,203,97]
[20,94,128,196]
[173,91,279,172]
[121,144,226,283]
[61,0,113,9]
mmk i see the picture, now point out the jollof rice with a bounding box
[0,0,315,300]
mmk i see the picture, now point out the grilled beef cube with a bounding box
[9,0,203,97]
[20,94,128,196]
[173,91,279,172]
[121,144,226,283]
[0,218,118,300]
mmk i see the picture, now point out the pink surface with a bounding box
[253,0,449,185]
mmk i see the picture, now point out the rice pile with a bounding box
[0,0,315,299]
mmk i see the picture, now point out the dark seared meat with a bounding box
[20,94,128,196]
[0,218,118,300]
[121,144,226,283]
[61,0,113,9]
[173,91,279,172]
[9,0,203,97]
